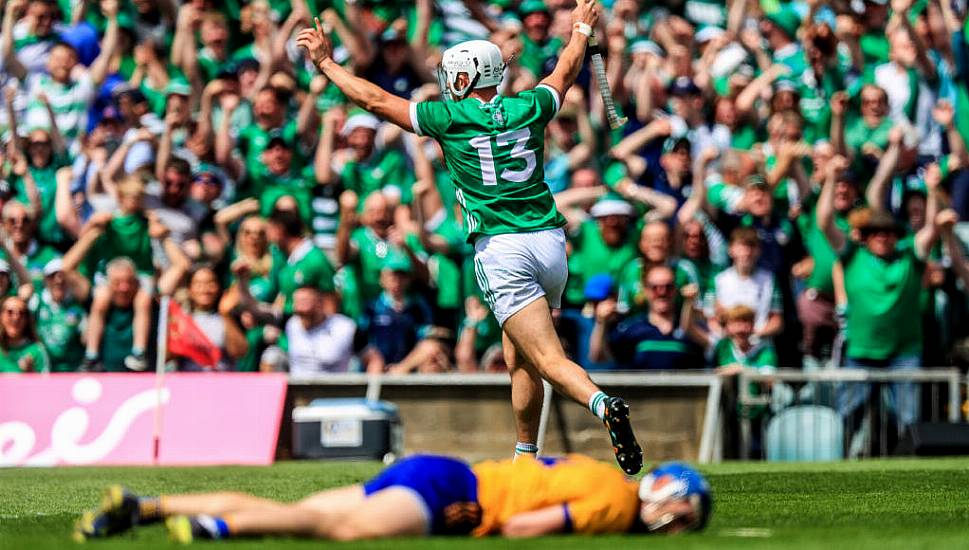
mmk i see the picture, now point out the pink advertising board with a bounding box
[0,373,288,467]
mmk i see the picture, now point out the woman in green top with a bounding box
[0,296,50,373]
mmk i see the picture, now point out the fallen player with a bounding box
[75,454,711,542]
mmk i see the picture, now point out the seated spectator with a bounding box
[359,255,442,374]
[0,295,49,373]
[27,259,87,372]
[174,266,248,372]
[706,227,783,338]
[0,200,61,288]
[590,266,701,370]
[263,285,356,376]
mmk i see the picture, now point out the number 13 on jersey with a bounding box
[469,128,536,186]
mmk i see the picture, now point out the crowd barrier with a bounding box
[736,368,963,460]
[284,372,724,463]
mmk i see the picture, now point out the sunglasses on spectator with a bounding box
[4,216,31,225]
[241,228,265,236]
[648,283,675,292]
[28,141,51,148]
[3,308,26,316]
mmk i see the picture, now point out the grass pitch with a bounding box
[2,458,969,549]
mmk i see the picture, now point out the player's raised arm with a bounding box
[297,19,414,132]
[538,0,600,100]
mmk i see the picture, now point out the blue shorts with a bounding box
[363,455,480,535]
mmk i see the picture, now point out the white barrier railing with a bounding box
[737,368,962,460]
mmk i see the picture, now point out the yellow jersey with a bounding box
[471,454,640,536]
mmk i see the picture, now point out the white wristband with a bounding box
[573,23,592,37]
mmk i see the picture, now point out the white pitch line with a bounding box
[720,528,774,538]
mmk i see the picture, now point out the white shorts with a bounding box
[472,227,568,327]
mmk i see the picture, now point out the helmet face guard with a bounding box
[439,40,504,101]
[638,464,712,533]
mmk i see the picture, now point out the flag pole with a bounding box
[152,295,171,465]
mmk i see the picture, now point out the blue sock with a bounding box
[514,442,539,457]
[195,515,231,539]
[588,391,608,420]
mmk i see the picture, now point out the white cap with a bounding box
[695,26,725,44]
[0,260,10,274]
[43,258,64,277]
[341,113,380,137]
[590,199,635,218]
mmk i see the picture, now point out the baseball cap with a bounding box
[662,135,691,154]
[519,0,549,16]
[583,273,615,302]
[164,77,191,97]
[766,7,801,40]
[382,252,413,273]
[628,38,664,57]
[43,258,64,277]
[341,113,380,137]
[193,163,224,187]
[668,76,701,97]
[590,196,636,218]
[0,260,11,274]
[695,26,726,44]
[774,78,800,94]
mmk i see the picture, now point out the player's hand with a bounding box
[571,0,600,29]
[296,18,333,68]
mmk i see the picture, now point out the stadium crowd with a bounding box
[2,0,969,391]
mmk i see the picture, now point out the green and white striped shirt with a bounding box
[24,72,95,143]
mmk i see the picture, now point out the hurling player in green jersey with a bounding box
[296,0,643,475]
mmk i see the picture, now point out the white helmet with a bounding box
[439,40,505,100]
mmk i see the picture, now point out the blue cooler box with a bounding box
[292,399,402,462]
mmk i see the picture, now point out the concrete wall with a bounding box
[281,374,715,463]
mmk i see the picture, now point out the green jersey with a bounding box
[0,339,50,373]
[29,290,86,372]
[841,241,924,360]
[412,86,568,243]
[275,240,336,314]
